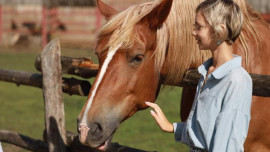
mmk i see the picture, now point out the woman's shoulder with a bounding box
[227,67,252,85]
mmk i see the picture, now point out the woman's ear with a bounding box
[216,24,226,33]
[215,23,227,40]
[220,24,226,32]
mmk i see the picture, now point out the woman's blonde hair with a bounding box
[196,0,243,44]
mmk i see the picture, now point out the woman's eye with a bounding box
[193,24,203,31]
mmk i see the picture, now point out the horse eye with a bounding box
[131,54,144,63]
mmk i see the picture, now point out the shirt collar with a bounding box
[198,55,242,79]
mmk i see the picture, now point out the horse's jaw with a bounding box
[79,127,113,151]
[95,136,113,151]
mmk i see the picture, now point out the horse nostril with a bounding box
[90,124,97,135]
[89,123,103,139]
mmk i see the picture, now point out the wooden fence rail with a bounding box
[35,55,270,97]
[1,58,270,98]
[0,129,150,152]
[0,69,91,96]
[35,55,99,79]
[34,58,270,98]
[2,65,270,97]
[174,70,270,97]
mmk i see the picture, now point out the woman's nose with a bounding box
[192,30,197,36]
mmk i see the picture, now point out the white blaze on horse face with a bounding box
[81,43,122,125]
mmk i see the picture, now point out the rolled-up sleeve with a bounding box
[173,122,187,142]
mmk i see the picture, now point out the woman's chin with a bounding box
[198,45,210,51]
[199,45,205,50]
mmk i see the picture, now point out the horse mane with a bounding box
[98,0,264,85]
[233,0,264,69]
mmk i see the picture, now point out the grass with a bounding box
[0,46,188,152]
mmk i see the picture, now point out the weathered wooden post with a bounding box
[41,38,67,152]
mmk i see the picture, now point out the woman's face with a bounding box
[192,10,216,50]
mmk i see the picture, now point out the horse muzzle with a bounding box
[78,121,117,151]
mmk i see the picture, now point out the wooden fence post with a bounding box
[41,38,67,152]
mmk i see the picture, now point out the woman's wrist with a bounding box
[160,120,174,133]
[164,122,174,133]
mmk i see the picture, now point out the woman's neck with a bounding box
[211,42,234,70]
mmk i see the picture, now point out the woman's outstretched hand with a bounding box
[145,101,174,133]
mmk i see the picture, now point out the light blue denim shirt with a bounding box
[173,55,252,152]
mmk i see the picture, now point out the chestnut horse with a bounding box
[77,0,270,151]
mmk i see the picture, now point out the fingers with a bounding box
[146,101,167,121]
[145,101,174,133]
[145,101,163,115]
[150,109,160,122]
[150,110,165,129]
[145,101,158,108]
[146,101,163,120]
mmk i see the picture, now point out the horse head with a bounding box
[77,0,173,150]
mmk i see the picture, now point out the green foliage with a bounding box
[0,47,188,152]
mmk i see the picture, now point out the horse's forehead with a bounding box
[96,34,112,54]
[96,24,155,55]
[132,23,156,47]
[136,23,155,39]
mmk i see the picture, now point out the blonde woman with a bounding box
[146,0,252,152]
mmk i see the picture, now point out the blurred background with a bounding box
[0,0,268,48]
[0,0,269,152]
[0,0,154,48]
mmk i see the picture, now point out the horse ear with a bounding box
[142,0,173,30]
[96,0,118,20]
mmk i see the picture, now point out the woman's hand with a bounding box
[145,101,174,133]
